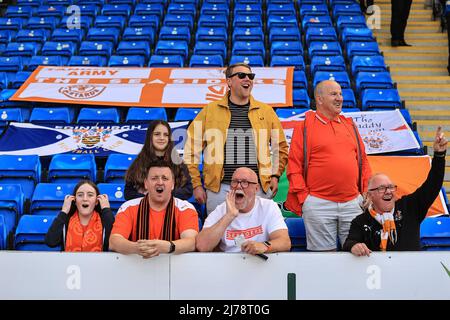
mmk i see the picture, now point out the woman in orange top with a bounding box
[45,180,115,252]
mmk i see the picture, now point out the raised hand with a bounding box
[226,189,239,218]
[433,126,448,153]
[61,195,75,214]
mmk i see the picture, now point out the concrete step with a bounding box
[373,26,443,33]
[382,53,447,60]
[390,67,448,76]
[400,92,450,100]
[406,101,450,110]
[410,110,450,120]
[385,60,446,67]
[397,84,450,92]
[393,76,450,84]
[381,46,447,54]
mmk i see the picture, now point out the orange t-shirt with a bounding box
[112,198,199,241]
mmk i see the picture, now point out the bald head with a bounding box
[314,80,343,120]
[232,167,258,182]
[368,173,392,190]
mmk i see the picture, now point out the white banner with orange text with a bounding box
[11,66,294,108]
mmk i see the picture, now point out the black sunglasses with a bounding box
[229,72,256,80]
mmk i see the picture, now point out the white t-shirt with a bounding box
[203,197,288,253]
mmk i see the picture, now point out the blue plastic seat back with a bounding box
[108,55,146,67]
[0,184,24,235]
[293,88,311,108]
[421,217,450,250]
[174,108,201,121]
[351,55,387,75]
[122,27,155,44]
[14,215,60,251]
[28,55,63,71]
[310,55,346,74]
[270,40,303,56]
[229,55,264,67]
[285,217,307,251]
[79,41,114,58]
[86,27,120,45]
[341,88,357,108]
[0,155,41,200]
[276,108,309,119]
[149,55,184,67]
[160,26,191,43]
[361,88,402,110]
[194,41,227,59]
[97,183,125,214]
[233,27,265,42]
[196,26,228,42]
[270,55,305,70]
[293,70,308,89]
[30,183,76,215]
[29,107,72,125]
[189,54,224,67]
[48,154,97,183]
[77,107,120,124]
[68,55,106,67]
[313,71,351,89]
[305,27,338,44]
[154,40,189,59]
[104,154,137,183]
[308,41,342,57]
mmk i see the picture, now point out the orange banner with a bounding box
[368,155,448,217]
[11,66,294,108]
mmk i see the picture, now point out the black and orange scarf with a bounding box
[65,211,103,252]
[369,207,398,251]
[135,194,177,240]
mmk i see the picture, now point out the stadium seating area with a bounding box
[0,0,448,251]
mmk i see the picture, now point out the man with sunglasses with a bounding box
[184,63,289,215]
[196,167,291,254]
[344,127,447,256]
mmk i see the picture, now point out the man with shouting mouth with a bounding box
[344,127,448,256]
[196,167,291,255]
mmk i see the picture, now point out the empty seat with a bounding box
[193,41,227,59]
[276,108,309,119]
[351,55,387,75]
[196,27,228,42]
[336,15,367,30]
[233,14,262,28]
[36,5,65,18]
[341,88,357,108]
[267,3,296,16]
[168,2,197,17]
[305,27,338,44]
[51,28,84,45]
[232,41,265,58]
[313,71,351,89]
[293,70,308,89]
[135,3,164,17]
[267,14,298,29]
[48,154,97,183]
[15,29,47,44]
[154,40,189,59]
[28,55,63,71]
[26,16,58,32]
[101,4,132,17]
[0,55,23,76]
[341,27,374,43]
[79,41,114,58]
[148,55,184,67]
[122,27,155,44]
[108,55,146,67]
[308,41,342,57]
[201,2,229,15]
[270,55,305,70]
[270,41,303,56]
[94,15,127,30]
[0,184,24,238]
[129,15,160,30]
[189,55,224,67]
[0,108,24,132]
[361,88,402,110]
[77,107,120,124]
[355,71,394,93]
[104,154,137,183]
[5,5,33,19]
[293,88,311,108]
[198,14,228,28]
[14,215,60,251]
[174,108,201,121]
[421,216,450,250]
[30,183,75,215]
[269,26,301,42]
[160,26,191,43]
[11,71,32,89]
[346,41,380,59]
[29,107,72,125]
[310,55,346,74]
[301,15,332,31]
[59,15,93,30]
[116,41,151,60]
[97,183,125,215]
[229,55,264,67]
[234,3,263,16]
[86,27,121,45]
[126,107,167,122]
[285,217,307,251]
[0,155,41,201]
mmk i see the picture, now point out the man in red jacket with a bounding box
[285,80,372,251]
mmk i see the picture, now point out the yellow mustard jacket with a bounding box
[184,94,289,193]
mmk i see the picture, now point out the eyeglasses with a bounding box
[228,72,256,80]
[368,185,397,193]
[230,179,258,188]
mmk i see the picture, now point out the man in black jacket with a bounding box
[344,126,447,256]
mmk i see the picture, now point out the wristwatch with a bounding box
[263,241,272,252]
[168,241,176,253]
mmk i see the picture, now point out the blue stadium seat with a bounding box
[68,55,107,67]
[97,183,126,215]
[355,72,395,94]
[79,41,114,59]
[15,29,47,44]
[48,154,97,184]
[0,108,24,132]
[233,27,264,42]
[196,27,228,42]
[200,2,229,15]
[128,15,160,30]
[0,184,24,238]
[308,41,342,57]
[126,107,168,122]
[421,216,450,250]
[232,41,265,59]
[29,107,73,125]
[36,5,65,18]
[233,14,263,28]
[135,3,164,17]
[11,71,32,89]
[299,4,329,17]
[234,3,263,16]
[59,15,93,30]
[0,30,12,46]
[108,55,146,67]
[0,72,9,91]
[198,14,228,28]
[310,55,346,73]
[104,154,137,183]
[267,14,298,29]
[305,26,338,44]
[0,17,23,36]
[160,26,191,43]
[86,27,121,45]
[269,26,302,42]
[77,107,120,124]
[341,27,374,43]
[270,55,305,70]
[351,55,387,75]
[285,217,307,251]
[26,16,59,32]
[301,14,332,31]
[293,70,308,89]
[75,4,99,18]
[116,41,151,60]
[3,42,40,65]
[14,215,60,251]
[101,4,132,17]
[194,41,227,59]
[149,55,184,67]
[154,40,189,59]
[346,41,380,59]
[28,56,63,71]
[332,3,362,17]
[189,55,224,67]
[168,2,197,17]
[267,3,296,16]
[30,183,75,215]
[51,28,84,45]
[0,155,41,201]
[0,215,6,250]
[293,88,311,108]
[94,15,127,30]
[229,55,264,66]
[40,41,76,64]
[5,5,33,19]
[336,15,367,30]
[276,108,309,119]
[174,108,201,121]
[163,14,194,30]
[361,88,402,110]
[341,88,358,108]
[122,27,156,44]
[313,71,351,89]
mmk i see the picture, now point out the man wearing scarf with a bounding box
[343,127,447,256]
[109,159,199,258]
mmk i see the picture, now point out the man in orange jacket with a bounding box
[285,80,372,251]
